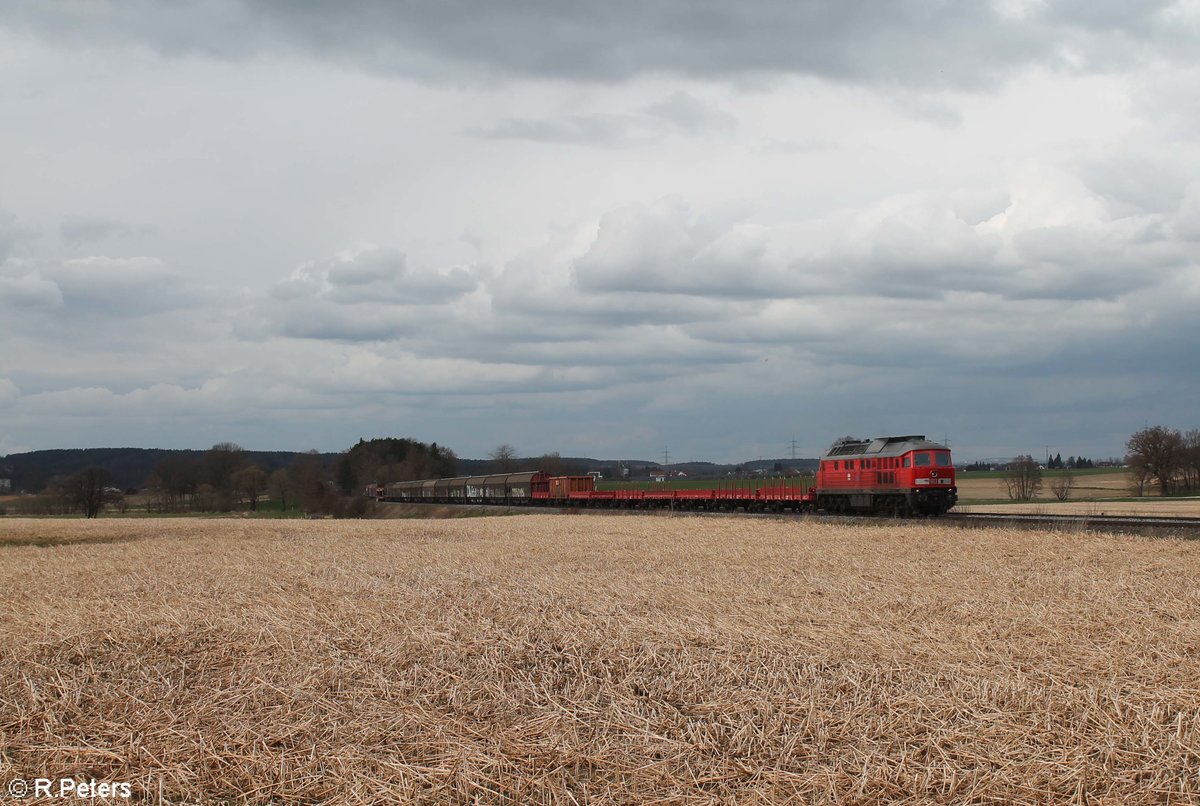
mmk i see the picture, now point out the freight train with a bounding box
[367,435,956,516]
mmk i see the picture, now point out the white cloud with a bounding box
[573,199,786,297]
[1171,181,1200,241]
[244,246,481,342]
[468,91,737,146]
[0,433,32,456]
[0,377,18,405]
[641,91,737,137]
[0,266,63,310]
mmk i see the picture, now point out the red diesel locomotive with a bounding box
[368,434,957,516]
[813,435,957,515]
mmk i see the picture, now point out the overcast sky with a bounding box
[1,1,1198,463]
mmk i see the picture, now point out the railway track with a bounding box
[378,500,1200,537]
[943,511,1200,537]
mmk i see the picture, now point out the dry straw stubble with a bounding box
[1,515,1199,803]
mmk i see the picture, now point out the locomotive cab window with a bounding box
[914,453,931,467]
[935,452,952,467]
[902,456,911,468]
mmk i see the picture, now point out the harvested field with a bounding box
[955,470,1133,502]
[2,515,1199,804]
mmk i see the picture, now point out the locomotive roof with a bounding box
[821,435,950,460]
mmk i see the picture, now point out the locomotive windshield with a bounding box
[913,451,952,467]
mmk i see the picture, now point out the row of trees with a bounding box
[146,444,355,515]
[487,445,591,476]
[332,438,458,495]
[1002,456,1078,502]
[1045,454,1095,470]
[8,466,126,517]
[147,443,273,513]
[17,448,365,519]
[14,437,521,518]
[145,438,469,516]
[1126,425,1200,496]
[1003,425,1200,502]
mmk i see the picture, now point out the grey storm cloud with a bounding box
[1,1,1194,87]
[0,209,30,263]
[3,2,1199,461]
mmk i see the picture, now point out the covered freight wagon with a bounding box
[547,476,595,498]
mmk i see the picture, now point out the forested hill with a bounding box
[1,446,821,494]
[0,448,337,493]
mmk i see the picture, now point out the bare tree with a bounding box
[201,442,247,511]
[1050,469,1075,501]
[194,483,216,512]
[233,465,268,511]
[290,450,332,515]
[488,444,519,472]
[1128,462,1150,497]
[1184,429,1200,492]
[1126,426,1185,496]
[1004,455,1043,501]
[107,487,128,514]
[537,452,567,476]
[269,468,291,512]
[66,466,111,518]
[148,455,198,512]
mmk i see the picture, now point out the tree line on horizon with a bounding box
[999,425,1200,502]
[14,426,1195,516]
[1124,425,1200,497]
[3,438,576,518]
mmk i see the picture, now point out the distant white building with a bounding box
[0,478,11,492]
